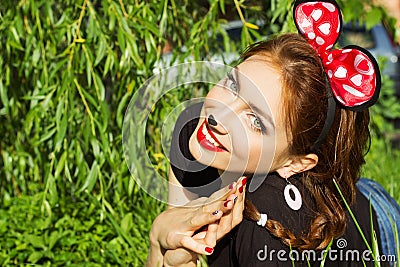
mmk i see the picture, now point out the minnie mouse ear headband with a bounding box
[293,0,381,149]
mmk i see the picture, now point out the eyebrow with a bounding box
[233,67,275,128]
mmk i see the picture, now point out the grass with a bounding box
[363,137,400,204]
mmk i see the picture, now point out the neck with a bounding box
[217,169,253,188]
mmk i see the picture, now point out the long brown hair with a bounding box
[241,33,371,250]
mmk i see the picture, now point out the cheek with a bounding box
[270,131,290,169]
[241,135,276,173]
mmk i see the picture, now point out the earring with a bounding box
[283,178,302,211]
[207,114,218,126]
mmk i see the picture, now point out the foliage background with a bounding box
[0,0,399,266]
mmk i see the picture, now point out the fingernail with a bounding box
[212,210,219,216]
[229,182,235,190]
[205,247,214,254]
[241,177,247,186]
[239,186,243,193]
[224,200,230,207]
[233,196,238,204]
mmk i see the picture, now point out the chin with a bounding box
[188,134,227,169]
[189,134,211,164]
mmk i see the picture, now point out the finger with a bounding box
[179,235,215,255]
[198,195,236,217]
[205,181,237,204]
[234,176,247,195]
[211,176,247,203]
[187,208,223,230]
[164,248,197,267]
[207,176,246,203]
[221,193,238,211]
[215,181,246,240]
[192,221,218,241]
[215,205,235,241]
[204,222,218,247]
[193,230,207,240]
[201,177,246,212]
[231,181,246,226]
[223,176,246,215]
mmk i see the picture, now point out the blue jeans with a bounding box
[357,178,399,265]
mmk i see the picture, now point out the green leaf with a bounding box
[32,47,41,67]
[219,0,226,15]
[54,112,67,152]
[79,85,99,111]
[365,8,382,29]
[91,139,100,157]
[94,72,105,101]
[48,231,62,251]
[121,212,133,233]
[28,251,43,263]
[26,234,45,249]
[37,127,57,144]
[86,59,92,87]
[94,39,107,66]
[48,173,59,206]
[0,81,9,112]
[54,151,67,178]
[117,29,126,51]
[9,26,22,46]
[77,161,98,193]
[104,52,114,76]
[117,91,131,128]
[109,10,116,31]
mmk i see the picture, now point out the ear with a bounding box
[276,154,318,178]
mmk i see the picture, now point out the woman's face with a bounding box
[189,55,291,175]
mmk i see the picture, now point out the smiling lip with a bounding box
[197,120,227,152]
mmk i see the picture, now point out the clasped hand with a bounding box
[147,177,247,267]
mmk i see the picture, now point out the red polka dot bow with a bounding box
[294,0,381,110]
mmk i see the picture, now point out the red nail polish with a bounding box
[239,186,243,193]
[229,182,234,190]
[224,200,230,207]
[205,247,214,254]
[242,177,247,186]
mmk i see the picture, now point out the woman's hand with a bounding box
[163,222,219,267]
[215,177,247,241]
[146,184,235,267]
[161,177,247,266]
[146,176,247,266]
[149,182,236,250]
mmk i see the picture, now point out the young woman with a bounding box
[146,0,398,266]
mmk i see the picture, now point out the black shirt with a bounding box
[169,103,384,266]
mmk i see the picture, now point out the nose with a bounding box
[206,112,229,135]
[207,114,218,126]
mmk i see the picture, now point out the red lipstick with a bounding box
[197,120,227,152]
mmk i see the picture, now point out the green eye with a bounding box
[248,113,267,134]
[250,115,261,129]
